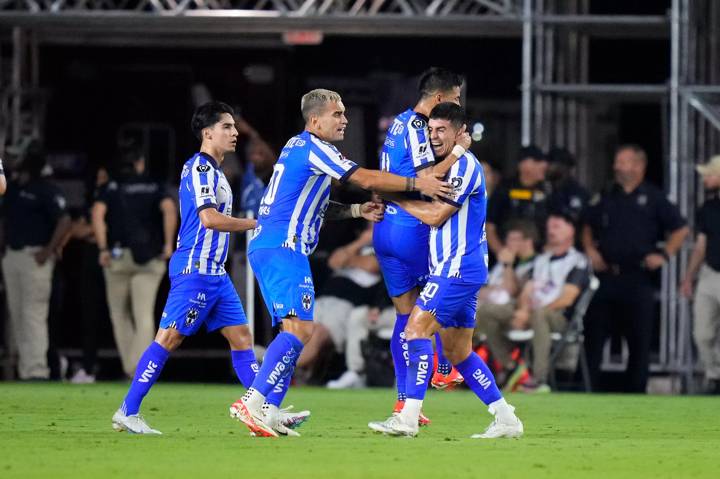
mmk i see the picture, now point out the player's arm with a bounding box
[417,126,472,179]
[198,207,256,233]
[159,197,178,259]
[347,168,451,200]
[382,193,458,228]
[325,200,384,222]
[91,200,112,266]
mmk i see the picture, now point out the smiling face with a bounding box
[203,112,238,155]
[310,100,348,142]
[428,117,459,159]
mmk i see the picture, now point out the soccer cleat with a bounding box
[392,400,430,427]
[70,368,96,384]
[278,405,311,429]
[369,414,418,437]
[229,399,279,438]
[112,409,162,435]
[470,416,524,439]
[431,367,464,390]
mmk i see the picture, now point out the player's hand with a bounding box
[497,247,516,266]
[98,250,111,267]
[587,247,608,272]
[679,278,694,299]
[415,175,452,200]
[162,243,174,260]
[360,201,384,223]
[456,126,472,151]
[644,253,666,271]
[511,308,530,330]
[34,247,52,266]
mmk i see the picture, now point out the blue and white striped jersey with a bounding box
[379,109,435,226]
[169,152,233,277]
[248,131,359,256]
[430,152,489,283]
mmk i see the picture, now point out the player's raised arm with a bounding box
[346,167,452,200]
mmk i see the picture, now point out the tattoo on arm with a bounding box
[325,200,354,220]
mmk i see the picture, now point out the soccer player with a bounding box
[230,89,452,437]
[373,68,470,424]
[369,102,523,438]
[111,102,286,435]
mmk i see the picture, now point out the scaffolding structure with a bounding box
[1,0,719,388]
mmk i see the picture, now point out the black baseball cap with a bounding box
[547,147,576,167]
[518,145,546,162]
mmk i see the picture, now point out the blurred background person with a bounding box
[583,144,689,393]
[680,155,720,395]
[1,141,71,380]
[0,156,6,195]
[91,146,177,378]
[546,147,590,223]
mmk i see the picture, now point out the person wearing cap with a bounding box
[486,145,551,255]
[1,142,71,379]
[680,155,720,394]
[583,144,689,393]
[547,147,590,222]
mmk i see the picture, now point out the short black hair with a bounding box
[518,145,546,162]
[429,102,466,130]
[19,140,46,179]
[191,101,235,141]
[114,144,144,177]
[418,67,464,98]
[549,207,579,228]
[615,143,647,165]
[547,146,576,167]
[504,218,539,243]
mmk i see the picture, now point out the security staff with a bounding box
[583,144,689,393]
[547,147,590,222]
[91,146,177,378]
[487,145,552,255]
[1,142,71,379]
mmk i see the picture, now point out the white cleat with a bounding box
[229,400,279,438]
[368,415,418,437]
[278,405,311,430]
[112,409,162,435]
[471,416,524,439]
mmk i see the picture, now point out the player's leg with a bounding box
[221,325,257,387]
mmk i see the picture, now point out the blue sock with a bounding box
[454,352,503,405]
[405,338,433,400]
[435,333,452,375]
[391,313,409,401]
[121,342,170,416]
[266,376,291,407]
[231,349,259,389]
[250,332,304,397]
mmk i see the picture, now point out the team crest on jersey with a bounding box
[185,308,199,327]
[451,177,463,190]
[301,292,313,311]
[411,118,426,130]
[196,164,212,173]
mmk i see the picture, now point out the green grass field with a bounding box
[1,383,718,479]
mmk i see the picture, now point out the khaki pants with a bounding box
[2,248,54,379]
[693,265,720,380]
[104,249,165,377]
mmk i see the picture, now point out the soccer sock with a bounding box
[434,333,452,375]
[454,351,503,406]
[266,376,291,407]
[391,313,410,402]
[401,338,433,423]
[250,332,304,398]
[231,349,259,389]
[121,342,170,416]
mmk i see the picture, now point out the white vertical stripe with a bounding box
[301,177,329,246]
[308,151,341,178]
[198,229,215,274]
[448,203,469,277]
[406,115,433,169]
[286,175,321,248]
[429,227,439,274]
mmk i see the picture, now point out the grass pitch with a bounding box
[1,382,718,479]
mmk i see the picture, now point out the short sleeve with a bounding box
[308,139,359,182]
[407,116,435,172]
[657,194,687,233]
[566,262,590,290]
[439,156,482,208]
[188,158,217,211]
[45,186,67,222]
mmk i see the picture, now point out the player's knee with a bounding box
[154,328,184,351]
[446,347,471,365]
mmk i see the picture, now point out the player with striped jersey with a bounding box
[230,89,451,438]
[112,102,301,435]
[369,102,523,438]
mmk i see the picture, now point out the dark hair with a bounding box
[19,140,46,179]
[418,67,464,98]
[429,102,466,130]
[114,145,144,177]
[518,145,546,162]
[191,101,235,141]
[548,208,578,228]
[504,219,539,243]
[615,143,647,164]
[547,146,576,167]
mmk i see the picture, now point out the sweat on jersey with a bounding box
[169,152,233,276]
[430,152,489,283]
[248,131,359,256]
[379,109,435,226]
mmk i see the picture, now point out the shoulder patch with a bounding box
[411,118,426,130]
[196,164,212,173]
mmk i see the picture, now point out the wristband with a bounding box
[451,145,466,158]
[351,203,361,218]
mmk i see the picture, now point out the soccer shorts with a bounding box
[159,272,247,336]
[248,247,315,326]
[373,220,430,297]
[415,275,484,329]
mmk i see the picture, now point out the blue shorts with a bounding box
[373,220,430,297]
[159,273,247,336]
[415,276,483,329]
[249,247,315,326]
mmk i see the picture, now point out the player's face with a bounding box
[204,113,238,154]
[315,101,348,142]
[437,86,462,106]
[428,118,459,158]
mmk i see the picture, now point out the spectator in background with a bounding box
[0,156,6,195]
[546,147,590,222]
[680,155,720,395]
[583,144,689,393]
[1,141,71,379]
[236,116,276,215]
[480,213,589,393]
[91,146,177,378]
[486,145,551,255]
[479,158,500,197]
